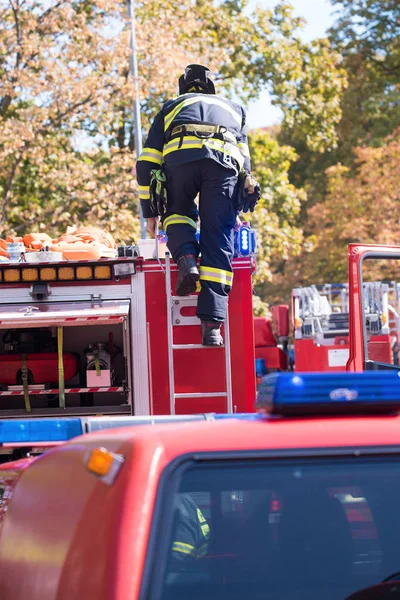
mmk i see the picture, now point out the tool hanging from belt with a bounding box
[149,167,168,218]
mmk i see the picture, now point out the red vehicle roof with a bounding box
[84,414,400,458]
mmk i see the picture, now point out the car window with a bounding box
[151,456,400,600]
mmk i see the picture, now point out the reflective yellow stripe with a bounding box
[197,508,206,523]
[172,541,196,556]
[138,148,163,165]
[200,266,233,286]
[164,96,242,132]
[142,147,162,157]
[163,137,244,169]
[138,185,150,200]
[163,136,204,156]
[238,142,250,157]
[197,508,210,538]
[164,214,197,231]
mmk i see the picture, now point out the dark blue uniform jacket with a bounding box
[136,93,251,217]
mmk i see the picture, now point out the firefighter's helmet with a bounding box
[178,64,216,95]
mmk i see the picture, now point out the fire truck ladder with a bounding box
[165,252,233,415]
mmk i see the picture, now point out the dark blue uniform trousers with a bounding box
[163,159,239,322]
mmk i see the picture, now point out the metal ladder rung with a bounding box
[174,392,227,399]
[165,253,233,415]
[172,344,225,350]
[171,295,198,302]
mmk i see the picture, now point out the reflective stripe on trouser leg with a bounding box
[164,214,197,231]
[196,160,238,322]
[199,266,233,287]
[163,215,198,262]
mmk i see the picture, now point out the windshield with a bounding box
[152,454,400,600]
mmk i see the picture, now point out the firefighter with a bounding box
[136,64,260,345]
[171,493,210,567]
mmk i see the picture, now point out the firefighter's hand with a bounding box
[243,176,261,213]
[147,217,159,238]
[235,215,242,228]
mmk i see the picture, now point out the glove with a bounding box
[242,175,261,213]
[149,168,168,217]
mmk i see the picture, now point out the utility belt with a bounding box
[169,123,237,146]
[166,124,242,172]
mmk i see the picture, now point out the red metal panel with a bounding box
[367,334,393,364]
[271,305,290,337]
[144,258,256,415]
[254,317,277,347]
[255,347,288,371]
[0,300,129,329]
[294,339,348,372]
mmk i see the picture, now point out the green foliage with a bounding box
[270,0,400,306]
[246,129,306,289]
[329,0,400,148]
[0,0,345,246]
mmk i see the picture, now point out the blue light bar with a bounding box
[0,414,260,445]
[256,372,400,416]
[0,416,210,443]
[0,418,83,444]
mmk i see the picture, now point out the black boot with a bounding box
[201,321,223,346]
[176,254,199,296]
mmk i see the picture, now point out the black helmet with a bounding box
[178,64,216,95]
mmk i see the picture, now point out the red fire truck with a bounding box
[256,244,400,375]
[1,240,400,420]
[0,248,256,418]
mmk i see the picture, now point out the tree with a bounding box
[265,126,400,301]
[246,128,306,307]
[329,0,400,149]
[0,0,139,238]
[0,0,345,251]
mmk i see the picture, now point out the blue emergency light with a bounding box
[0,418,83,444]
[256,371,400,416]
[234,223,256,257]
[0,414,258,445]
